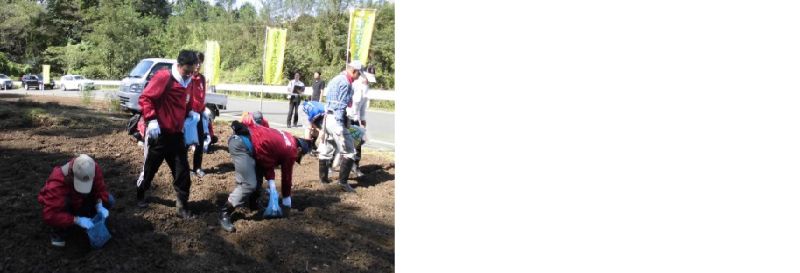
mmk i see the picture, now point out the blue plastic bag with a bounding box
[184,115,199,146]
[263,186,283,218]
[202,113,209,135]
[86,214,111,249]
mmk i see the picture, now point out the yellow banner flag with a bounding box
[204,41,221,86]
[348,9,377,65]
[42,65,50,84]
[263,28,287,85]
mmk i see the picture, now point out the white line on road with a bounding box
[219,113,396,147]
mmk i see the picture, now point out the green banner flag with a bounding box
[42,65,50,84]
[348,9,377,65]
[204,41,221,86]
[263,28,287,85]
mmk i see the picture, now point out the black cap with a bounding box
[295,137,311,164]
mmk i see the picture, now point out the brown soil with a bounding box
[0,94,395,272]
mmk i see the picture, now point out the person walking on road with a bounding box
[137,50,198,219]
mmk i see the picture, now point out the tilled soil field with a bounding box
[0,94,395,272]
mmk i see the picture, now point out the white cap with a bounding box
[72,154,95,194]
[347,60,363,71]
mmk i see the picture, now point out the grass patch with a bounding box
[80,87,94,106]
[369,100,394,111]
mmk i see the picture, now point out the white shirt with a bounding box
[287,79,305,96]
[347,76,369,122]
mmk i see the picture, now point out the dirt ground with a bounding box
[0,94,395,272]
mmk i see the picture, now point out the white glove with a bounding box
[188,111,200,122]
[146,120,160,139]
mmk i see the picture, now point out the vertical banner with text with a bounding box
[348,9,377,65]
[42,65,50,84]
[262,28,287,85]
[204,41,221,86]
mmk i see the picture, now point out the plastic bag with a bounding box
[86,214,111,249]
[263,185,283,218]
[184,115,199,146]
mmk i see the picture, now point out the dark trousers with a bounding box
[192,116,205,171]
[287,99,300,126]
[139,133,191,204]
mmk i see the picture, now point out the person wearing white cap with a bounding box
[317,60,362,192]
[37,154,114,247]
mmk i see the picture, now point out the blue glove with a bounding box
[96,203,109,219]
[75,216,94,229]
[264,180,283,218]
[146,120,160,139]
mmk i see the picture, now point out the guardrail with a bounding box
[90,80,395,101]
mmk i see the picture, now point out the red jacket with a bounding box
[139,69,191,135]
[189,73,206,113]
[246,124,297,186]
[37,160,109,229]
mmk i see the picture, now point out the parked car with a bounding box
[21,74,40,90]
[0,74,12,90]
[117,58,227,118]
[36,74,55,90]
[58,74,94,91]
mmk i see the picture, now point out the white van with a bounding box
[117,58,227,118]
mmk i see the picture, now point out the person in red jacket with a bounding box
[37,154,113,247]
[189,52,208,178]
[137,50,199,219]
[217,121,311,224]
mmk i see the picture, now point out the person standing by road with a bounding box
[318,60,362,192]
[311,71,325,102]
[137,50,198,219]
[286,72,304,128]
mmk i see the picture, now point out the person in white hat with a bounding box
[317,60,363,192]
[37,154,114,247]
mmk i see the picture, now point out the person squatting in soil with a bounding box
[189,52,209,178]
[38,154,114,247]
[302,100,366,179]
[137,50,198,219]
[317,60,363,192]
[218,118,312,232]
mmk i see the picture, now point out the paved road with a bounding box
[2,88,395,151]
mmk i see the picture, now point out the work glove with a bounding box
[264,180,283,218]
[75,216,94,229]
[96,203,109,219]
[188,111,201,123]
[146,120,160,139]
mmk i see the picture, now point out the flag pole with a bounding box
[261,25,269,112]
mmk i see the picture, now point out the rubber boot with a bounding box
[136,188,148,208]
[219,202,236,232]
[338,158,356,192]
[319,159,332,184]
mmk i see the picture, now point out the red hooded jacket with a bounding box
[139,69,191,135]
[189,73,206,113]
[37,160,110,229]
[246,123,297,197]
